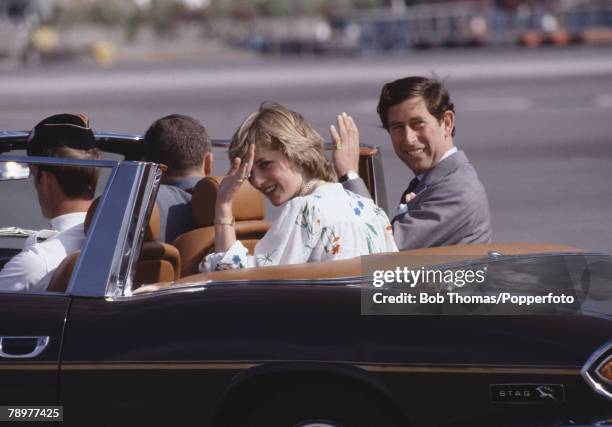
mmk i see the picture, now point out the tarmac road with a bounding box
[1,46,611,254]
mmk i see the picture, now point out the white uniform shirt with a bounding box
[201,183,397,272]
[0,212,87,293]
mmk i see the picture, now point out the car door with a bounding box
[0,291,70,405]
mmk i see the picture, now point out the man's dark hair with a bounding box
[36,147,101,200]
[143,114,211,175]
[377,76,456,136]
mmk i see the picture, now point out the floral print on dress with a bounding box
[217,254,245,270]
[321,227,341,255]
[256,251,275,266]
[295,203,322,249]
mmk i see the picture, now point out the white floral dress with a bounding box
[200,183,398,272]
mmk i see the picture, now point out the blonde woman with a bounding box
[200,102,397,272]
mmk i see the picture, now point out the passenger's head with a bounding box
[229,102,337,206]
[27,113,101,218]
[377,77,456,175]
[143,114,212,181]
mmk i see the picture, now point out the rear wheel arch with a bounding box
[213,366,408,427]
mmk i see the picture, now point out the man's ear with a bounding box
[35,168,49,188]
[203,152,213,176]
[442,110,455,138]
[40,170,59,193]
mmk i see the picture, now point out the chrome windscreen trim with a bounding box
[105,163,162,298]
[581,340,612,400]
[120,163,163,297]
[69,162,152,297]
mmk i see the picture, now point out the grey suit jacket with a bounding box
[344,150,492,250]
[156,176,202,243]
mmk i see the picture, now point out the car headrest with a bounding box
[192,176,265,227]
[84,197,160,241]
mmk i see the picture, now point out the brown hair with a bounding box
[35,147,101,200]
[143,114,211,175]
[230,102,337,183]
[377,76,456,136]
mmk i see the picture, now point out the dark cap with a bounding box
[27,113,96,156]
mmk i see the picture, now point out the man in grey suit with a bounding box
[143,114,212,243]
[332,76,491,250]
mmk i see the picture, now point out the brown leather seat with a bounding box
[47,199,181,292]
[132,204,181,287]
[173,176,270,277]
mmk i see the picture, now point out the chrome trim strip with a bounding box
[2,134,379,150]
[120,277,368,298]
[96,132,141,141]
[0,131,29,138]
[189,277,369,287]
[57,361,579,375]
[357,365,579,375]
[62,363,258,370]
[581,340,612,400]
[0,364,58,370]
[0,155,117,168]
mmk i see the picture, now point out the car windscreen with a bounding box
[0,157,114,261]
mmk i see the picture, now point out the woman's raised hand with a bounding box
[216,144,255,210]
[330,112,360,178]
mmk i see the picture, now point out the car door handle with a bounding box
[0,336,50,359]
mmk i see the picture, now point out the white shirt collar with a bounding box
[49,212,87,233]
[416,146,458,180]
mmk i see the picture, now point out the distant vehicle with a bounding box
[0,132,611,426]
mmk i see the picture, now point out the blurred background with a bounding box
[1,0,611,253]
[1,0,612,64]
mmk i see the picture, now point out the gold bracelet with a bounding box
[215,216,235,226]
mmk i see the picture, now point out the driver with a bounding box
[0,113,100,292]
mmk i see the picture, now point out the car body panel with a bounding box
[57,281,612,425]
[1,131,611,426]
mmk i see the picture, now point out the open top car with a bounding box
[0,131,611,427]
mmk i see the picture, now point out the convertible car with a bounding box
[0,132,611,427]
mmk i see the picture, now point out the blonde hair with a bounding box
[229,102,337,183]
